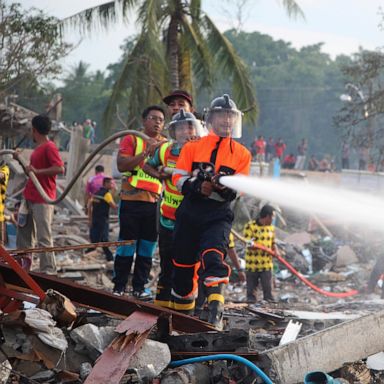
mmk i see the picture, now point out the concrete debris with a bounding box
[70,324,117,358]
[335,245,359,266]
[262,309,384,384]
[3,180,384,383]
[1,309,68,351]
[279,320,302,345]
[79,362,93,380]
[366,351,384,370]
[129,339,171,379]
[0,360,11,384]
[284,231,313,247]
[161,363,210,384]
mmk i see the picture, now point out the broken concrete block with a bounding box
[70,324,116,359]
[161,363,210,384]
[30,370,55,381]
[279,320,302,346]
[284,232,312,247]
[261,309,384,384]
[367,351,384,370]
[0,360,11,384]
[129,339,171,379]
[1,326,33,355]
[336,245,358,267]
[79,362,93,380]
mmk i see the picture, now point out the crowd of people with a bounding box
[250,135,341,173]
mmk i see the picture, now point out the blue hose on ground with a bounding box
[169,354,273,384]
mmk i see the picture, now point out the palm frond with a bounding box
[279,0,305,20]
[203,14,258,122]
[137,0,162,31]
[61,0,138,35]
[102,31,166,135]
[190,0,201,19]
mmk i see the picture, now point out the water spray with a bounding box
[220,175,384,234]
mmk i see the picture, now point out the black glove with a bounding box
[181,177,204,196]
[211,174,237,201]
[217,186,237,201]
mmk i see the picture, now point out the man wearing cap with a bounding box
[163,90,194,117]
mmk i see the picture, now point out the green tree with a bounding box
[57,61,110,139]
[63,0,303,135]
[0,1,71,98]
[335,49,384,169]
[224,30,350,161]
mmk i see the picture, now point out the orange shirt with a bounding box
[173,133,251,188]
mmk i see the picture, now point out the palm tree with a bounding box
[64,0,303,135]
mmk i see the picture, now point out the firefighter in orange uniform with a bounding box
[144,110,206,308]
[171,94,251,329]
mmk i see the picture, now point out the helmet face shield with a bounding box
[167,108,208,146]
[168,119,207,146]
[206,108,242,138]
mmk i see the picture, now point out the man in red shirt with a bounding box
[274,138,286,160]
[255,135,266,163]
[16,115,64,274]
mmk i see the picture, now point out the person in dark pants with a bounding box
[88,177,117,261]
[113,105,166,299]
[171,94,251,329]
[243,204,278,303]
[144,109,205,309]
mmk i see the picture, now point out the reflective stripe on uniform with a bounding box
[159,142,183,221]
[121,136,162,194]
[208,293,225,304]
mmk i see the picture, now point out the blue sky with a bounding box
[21,0,384,75]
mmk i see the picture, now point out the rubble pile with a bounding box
[2,195,384,383]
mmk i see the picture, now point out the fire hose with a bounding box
[0,130,153,204]
[231,229,359,298]
[3,139,360,299]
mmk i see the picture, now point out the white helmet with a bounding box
[205,94,242,138]
[168,109,207,146]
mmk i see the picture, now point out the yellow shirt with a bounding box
[228,232,235,249]
[243,220,275,272]
[0,165,10,223]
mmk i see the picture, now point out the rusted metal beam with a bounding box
[0,286,39,304]
[0,245,45,300]
[8,239,134,255]
[0,263,213,333]
[84,311,157,384]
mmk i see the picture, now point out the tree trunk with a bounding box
[167,13,180,89]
